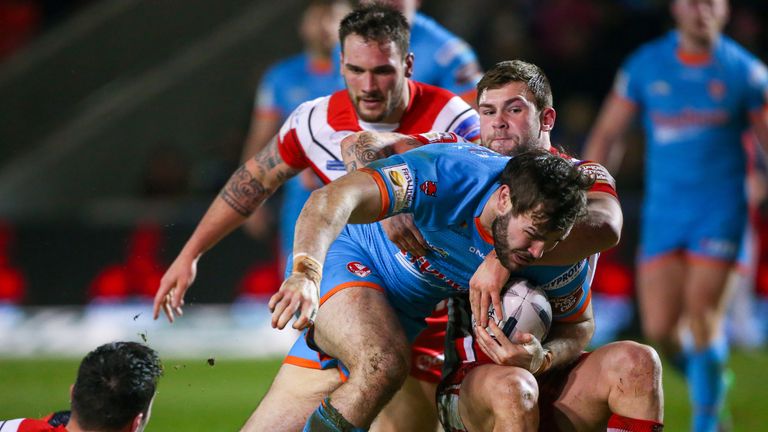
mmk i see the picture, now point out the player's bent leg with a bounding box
[241,363,342,432]
[459,364,539,431]
[637,254,686,350]
[684,259,732,349]
[371,376,440,432]
[553,342,663,431]
[309,286,411,429]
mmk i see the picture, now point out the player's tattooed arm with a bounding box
[340,131,421,172]
[219,137,300,216]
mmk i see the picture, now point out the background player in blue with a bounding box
[584,0,768,430]
[238,0,350,265]
[269,147,593,431]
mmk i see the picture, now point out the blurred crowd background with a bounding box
[1,0,768,348]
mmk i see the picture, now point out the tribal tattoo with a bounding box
[219,165,269,216]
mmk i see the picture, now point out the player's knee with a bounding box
[355,345,410,395]
[488,368,539,414]
[606,341,662,395]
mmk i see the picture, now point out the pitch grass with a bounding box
[0,350,766,431]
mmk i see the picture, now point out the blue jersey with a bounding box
[410,13,482,97]
[255,50,343,118]
[616,31,768,212]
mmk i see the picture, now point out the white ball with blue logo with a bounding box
[474,278,552,342]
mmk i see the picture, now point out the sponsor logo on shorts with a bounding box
[550,287,585,316]
[347,261,371,278]
[381,164,414,213]
[415,353,444,372]
[699,238,738,258]
[420,181,437,197]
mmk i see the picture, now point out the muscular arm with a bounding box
[540,303,595,373]
[340,131,422,172]
[532,191,622,266]
[749,108,768,156]
[582,93,637,174]
[268,170,385,329]
[153,136,300,321]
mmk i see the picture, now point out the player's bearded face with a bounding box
[492,210,561,269]
[672,0,728,44]
[342,35,412,123]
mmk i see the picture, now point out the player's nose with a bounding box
[528,241,546,259]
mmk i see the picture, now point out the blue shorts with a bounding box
[282,225,444,374]
[639,201,747,264]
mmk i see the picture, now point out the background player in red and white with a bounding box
[150,5,479,430]
[0,342,162,432]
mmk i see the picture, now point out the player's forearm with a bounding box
[542,318,594,371]
[341,131,420,172]
[291,173,382,265]
[534,195,622,265]
[181,160,282,258]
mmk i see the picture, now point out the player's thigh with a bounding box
[242,363,342,432]
[371,376,440,432]
[684,259,734,317]
[636,253,686,341]
[312,285,410,372]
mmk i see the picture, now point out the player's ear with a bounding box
[404,52,414,78]
[540,107,556,132]
[69,384,74,400]
[497,185,512,214]
[129,413,144,432]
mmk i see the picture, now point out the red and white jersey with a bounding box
[0,419,65,432]
[276,80,480,184]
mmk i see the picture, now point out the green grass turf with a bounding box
[0,350,766,431]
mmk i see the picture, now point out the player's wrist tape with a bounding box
[293,253,323,287]
[533,349,553,375]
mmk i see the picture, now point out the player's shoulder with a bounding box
[717,35,767,71]
[0,418,62,432]
[412,12,456,43]
[411,80,461,104]
[625,32,672,67]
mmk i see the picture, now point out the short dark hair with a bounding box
[339,3,410,59]
[501,149,592,234]
[71,342,163,431]
[477,60,553,111]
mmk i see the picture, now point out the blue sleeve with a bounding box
[743,55,768,112]
[255,64,282,114]
[614,48,646,106]
[432,38,482,95]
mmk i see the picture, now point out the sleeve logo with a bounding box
[347,261,372,278]
[420,181,437,197]
[381,164,414,213]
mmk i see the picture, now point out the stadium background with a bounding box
[0,0,767,430]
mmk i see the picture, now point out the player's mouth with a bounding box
[511,252,533,265]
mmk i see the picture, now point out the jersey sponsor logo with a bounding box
[325,160,346,171]
[468,246,486,259]
[649,80,671,96]
[381,164,415,213]
[578,163,616,190]
[420,181,437,197]
[403,252,466,291]
[708,79,726,101]
[347,261,372,278]
[539,260,587,291]
[549,286,585,316]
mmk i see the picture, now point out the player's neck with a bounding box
[677,31,718,55]
[478,187,503,234]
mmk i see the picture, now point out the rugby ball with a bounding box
[473,278,552,342]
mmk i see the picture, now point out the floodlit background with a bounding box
[1,0,767,430]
